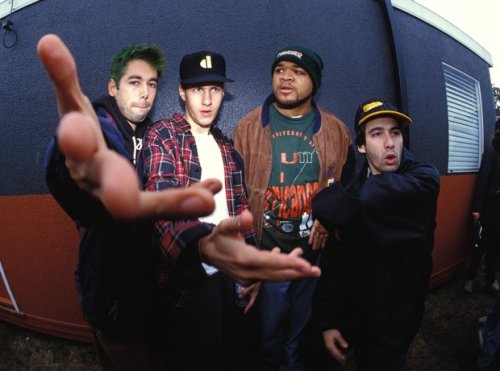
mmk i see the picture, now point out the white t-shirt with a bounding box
[192,131,229,275]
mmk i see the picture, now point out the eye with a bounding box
[211,86,221,92]
[148,81,158,89]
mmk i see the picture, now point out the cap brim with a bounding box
[180,75,234,84]
[358,110,412,127]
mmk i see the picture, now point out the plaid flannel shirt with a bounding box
[140,113,254,287]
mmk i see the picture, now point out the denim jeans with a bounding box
[259,276,318,371]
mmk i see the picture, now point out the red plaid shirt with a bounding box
[140,114,254,286]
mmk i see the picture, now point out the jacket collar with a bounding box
[260,94,322,134]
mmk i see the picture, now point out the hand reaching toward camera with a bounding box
[199,210,321,285]
[37,34,217,220]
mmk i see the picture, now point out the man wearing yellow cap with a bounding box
[312,98,440,371]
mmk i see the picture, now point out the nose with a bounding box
[139,83,149,99]
[384,132,395,148]
[202,90,212,106]
[280,69,293,81]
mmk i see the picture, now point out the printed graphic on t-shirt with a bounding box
[265,106,319,236]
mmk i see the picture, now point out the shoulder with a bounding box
[146,117,183,139]
[233,106,263,137]
[400,150,440,185]
[316,107,352,142]
[212,126,232,145]
[236,106,262,127]
[318,107,348,130]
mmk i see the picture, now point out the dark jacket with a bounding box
[472,146,500,225]
[312,149,440,341]
[45,95,158,339]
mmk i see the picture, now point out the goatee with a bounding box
[274,94,312,110]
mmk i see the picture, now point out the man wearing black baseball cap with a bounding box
[312,98,440,370]
[233,45,353,370]
[139,50,264,370]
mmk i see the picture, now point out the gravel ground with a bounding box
[0,271,496,370]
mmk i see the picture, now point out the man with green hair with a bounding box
[93,43,165,165]
[45,40,167,369]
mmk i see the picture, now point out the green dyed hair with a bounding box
[110,44,165,87]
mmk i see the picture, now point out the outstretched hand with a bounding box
[37,34,217,220]
[199,210,321,285]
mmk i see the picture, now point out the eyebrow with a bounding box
[126,74,158,82]
[367,126,383,134]
[367,125,401,134]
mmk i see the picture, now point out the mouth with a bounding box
[133,101,149,109]
[384,152,398,165]
[278,84,294,94]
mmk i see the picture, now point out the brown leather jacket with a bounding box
[233,95,352,244]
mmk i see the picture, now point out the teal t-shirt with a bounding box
[264,104,320,238]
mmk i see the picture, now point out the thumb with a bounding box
[238,209,254,232]
[215,209,254,236]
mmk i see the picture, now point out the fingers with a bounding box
[57,113,217,220]
[323,329,349,364]
[57,112,104,195]
[215,209,254,236]
[288,247,304,257]
[136,187,216,220]
[329,345,347,365]
[270,247,282,254]
[58,112,99,162]
[37,34,96,120]
[250,251,321,281]
[193,178,223,195]
[99,151,141,219]
[243,283,260,314]
[238,209,254,232]
[309,219,329,249]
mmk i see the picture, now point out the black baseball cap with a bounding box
[179,51,234,85]
[355,98,412,134]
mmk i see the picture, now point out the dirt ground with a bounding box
[0,271,496,371]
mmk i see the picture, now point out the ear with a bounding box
[108,79,117,96]
[357,144,366,154]
[178,84,186,101]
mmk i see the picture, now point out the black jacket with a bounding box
[45,96,158,339]
[472,146,500,226]
[312,149,440,340]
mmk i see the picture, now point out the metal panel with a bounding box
[444,63,483,173]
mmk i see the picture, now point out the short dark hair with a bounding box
[110,44,165,88]
[355,125,367,147]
